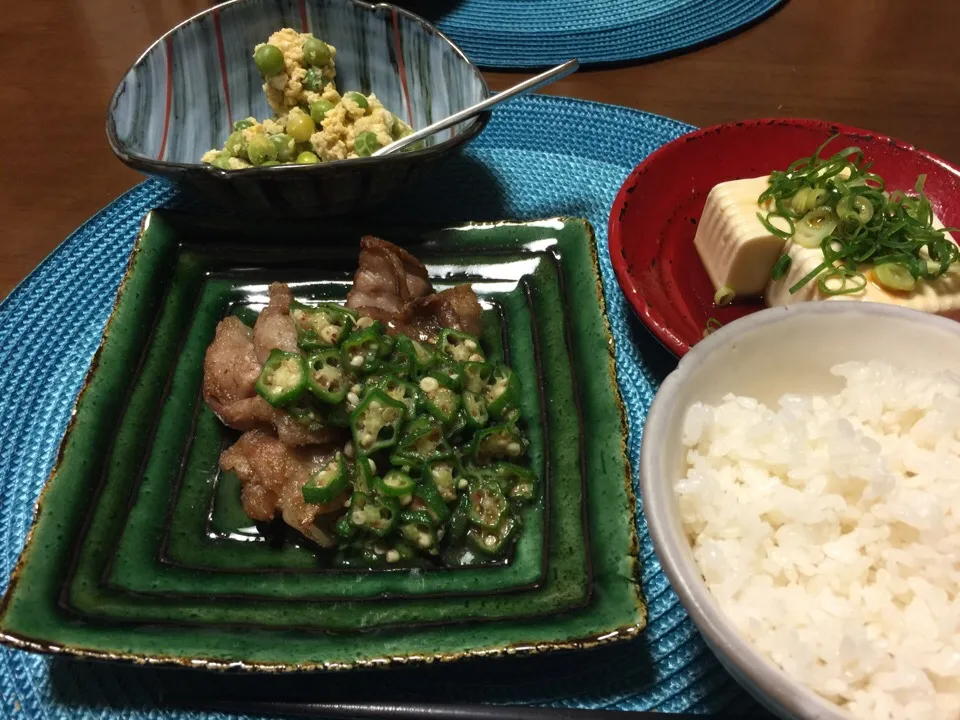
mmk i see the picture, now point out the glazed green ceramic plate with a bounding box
[0,212,644,670]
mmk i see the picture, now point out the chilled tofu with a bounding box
[695,174,960,319]
[767,220,960,319]
[694,176,783,296]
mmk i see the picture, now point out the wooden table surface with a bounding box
[2,0,958,299]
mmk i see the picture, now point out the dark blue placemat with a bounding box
[398,0,784,68]
[0,95,765,718]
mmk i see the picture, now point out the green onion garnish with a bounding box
[703,317,723,338]
[771,254,791,281]
[760,137,959,295]
[714,286,736,307]
[818,266,867,296]
[756,211,793,239]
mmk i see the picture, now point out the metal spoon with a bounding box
[371,59,580,157]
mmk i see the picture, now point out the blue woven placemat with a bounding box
[399,0,784,68]
[0,95,767,718]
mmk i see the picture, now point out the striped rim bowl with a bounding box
[106,0,491,216]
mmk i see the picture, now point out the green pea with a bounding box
[392,118,414,140]
[303,37,331,67]
[233,118,256,131]
[270,133,296,161]
[224,130,247,159]
[247,134,278,166]
[342,92,369,111]
[260,160,281,167]
[286,110,316,142]
[296,151,320,165]
[354,131,382,158]
[389,118,423,151]
[254,44,285,77]
[211,154,233,170]
[310,100,335,124]
[303,67,325,92]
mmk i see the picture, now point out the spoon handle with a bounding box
[371,59,580,157]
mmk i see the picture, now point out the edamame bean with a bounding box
[310,100,335,124]
[354,131,382,157]
[303,37,331,67]
[254,44,285,77]
[271,133,296,161]
[342,92,369,111]
[286,109,316,142]
[303,67,325,91]
[247,134,278,166]
[224,130,248,159]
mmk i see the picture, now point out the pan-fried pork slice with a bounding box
[215,395,337,446]
[403,285,483,340]
[219,429,345,547]
[253,282,298,365]
[203,313,335,446]
[358,285,484,343]
[345,236,483,342]
[345,236,432,314]
[203,316,263,418]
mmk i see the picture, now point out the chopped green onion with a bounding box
[714,286,736,307]
[818,267,866,296]
[874,262,917,292]
[790,187,828,215]
[760,136,959,294]
[837,194,874,225]
[757,211,794,239]
[771,254,791,281]
[702,318,723,338]
[789,259,831,295]
[793,207,839,249]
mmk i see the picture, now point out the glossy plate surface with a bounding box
[0,213,643,670]
[608,117,960,357]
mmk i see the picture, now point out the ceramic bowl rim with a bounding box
[607,117,960,358]
[640,301,960,720]
[104,0,491,179]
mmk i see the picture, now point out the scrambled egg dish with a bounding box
[202,28,417,169]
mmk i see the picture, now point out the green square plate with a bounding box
[57,233,585,630]
[0,212,644,670]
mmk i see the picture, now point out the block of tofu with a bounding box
[695,174,960,320]
[693,176,785,296]
[766,217,960,319]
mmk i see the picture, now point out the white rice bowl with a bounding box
[677,360,960,720]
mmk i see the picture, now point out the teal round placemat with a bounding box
[0,95,768,718]
[402,0,784,68]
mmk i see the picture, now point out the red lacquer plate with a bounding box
[608,118,960,357]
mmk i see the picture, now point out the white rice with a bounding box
[678,361,960,720]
